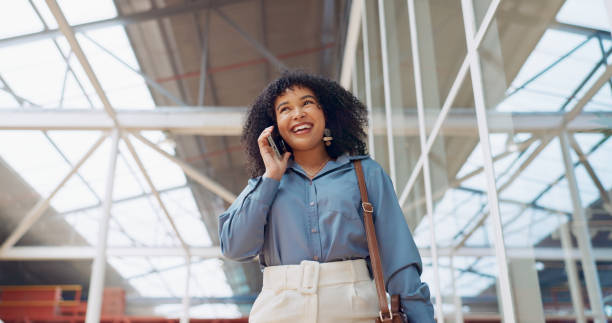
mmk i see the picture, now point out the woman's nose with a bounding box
[292,107,306,119]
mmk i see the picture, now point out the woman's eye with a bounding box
[304,100,314,106]
[279,106,289,113]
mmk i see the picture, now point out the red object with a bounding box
[0,285,249,323]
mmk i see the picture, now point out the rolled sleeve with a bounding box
[388,265,435,322]
[363,159,434,322]
[218,176,280,261]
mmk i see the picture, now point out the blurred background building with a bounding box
[0,0,611,322]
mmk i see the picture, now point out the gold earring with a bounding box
[323,128,333,146]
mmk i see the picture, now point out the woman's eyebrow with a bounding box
[301,95,317,101]
[275,101,289,111]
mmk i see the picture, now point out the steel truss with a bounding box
[343,0,612,322]
[0,0,611,321]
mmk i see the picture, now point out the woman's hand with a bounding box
[258,126,291,181]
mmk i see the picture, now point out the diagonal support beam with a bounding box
[81,33,187,106]
[568,133,612,211]
[0,133,106,255]
[0,74,40,107]
[0,0,251,48]
[45,0,119,125]
[214,8,288,71]
[130,132,236,204]
[398,0,503,206]
[122,135,191,254]
[29,0,95,109]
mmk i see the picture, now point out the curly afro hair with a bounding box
[242,70,368,178]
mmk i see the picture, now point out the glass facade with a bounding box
[350,0,612,321]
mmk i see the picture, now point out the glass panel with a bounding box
[470,0,612,320]
[556,0,611,32]
[380,0,420,188]
[423,0,468,137]
[364,0,390,172]
[0,2,44,39]
[426,69,505,321]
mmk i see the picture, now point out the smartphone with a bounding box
[266,129,286,159]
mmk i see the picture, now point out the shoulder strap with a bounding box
[353,160,391,319]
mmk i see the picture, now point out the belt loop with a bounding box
[298,260,320,294]
[283,266,288,291]
[350,259,356,282]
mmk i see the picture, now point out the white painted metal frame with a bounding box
[460,1,516,321]
[0,133,107,255]
[559,131,606,323]
[450,255,464,323]
[122,135,191,253]
[1,0,611,319]
[130,132,236,203]
[360,0,376,159]
[377,0,397,188]
[85,129,120,323]
[27,2,238,319]
[2,109,609,134]
[406,0,443,320]
[398,0,502,207]
[81,33,187,106]
[559,222,586,323]
[214,7,287,71]
[340,0,363,88]
[197,9,211,106]
[3,245,612,261]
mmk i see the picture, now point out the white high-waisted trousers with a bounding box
[249,259,379,323]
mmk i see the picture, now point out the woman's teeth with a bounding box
[293,125,312,133]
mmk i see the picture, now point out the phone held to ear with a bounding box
[267,130,286,159]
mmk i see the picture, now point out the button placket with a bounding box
[308,180,321,262]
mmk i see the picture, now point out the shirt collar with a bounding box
[287,152,369,178]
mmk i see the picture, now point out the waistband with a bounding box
[262,259,371,294]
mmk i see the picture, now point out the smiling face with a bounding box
[274,86,326,153]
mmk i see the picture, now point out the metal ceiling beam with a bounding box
[551,22,611,40]
[3,246,612,261]
[195,9,210,106]
[149,0,191,106]
[1,109,609,134]
[339,0,363,88]
[0,107,245,134]
[81,33,187,106]
[214,7,288,71]
[0,0,252,48]
[29,0,95,109]
[130,132,237,204]
[0,134,107,255]
[0,246,222,260]
[46,0,119,125]
[568,133,612,211]
[123,135,190,254]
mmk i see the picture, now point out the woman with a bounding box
[219,71,434,322]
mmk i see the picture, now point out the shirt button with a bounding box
[310,201,315,206]
[311,228,317,233]
[313,256,319,261]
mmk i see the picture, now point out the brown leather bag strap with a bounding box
[353,160,392,320]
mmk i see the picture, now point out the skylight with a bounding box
[557,0,611,32]
[0,1,234,318]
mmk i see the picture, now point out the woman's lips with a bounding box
[293,127,312,135]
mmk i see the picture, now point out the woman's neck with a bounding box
[293,144,330,169]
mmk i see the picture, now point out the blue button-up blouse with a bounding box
[219,153,434,322]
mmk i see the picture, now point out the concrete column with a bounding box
[507,258,546,323]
